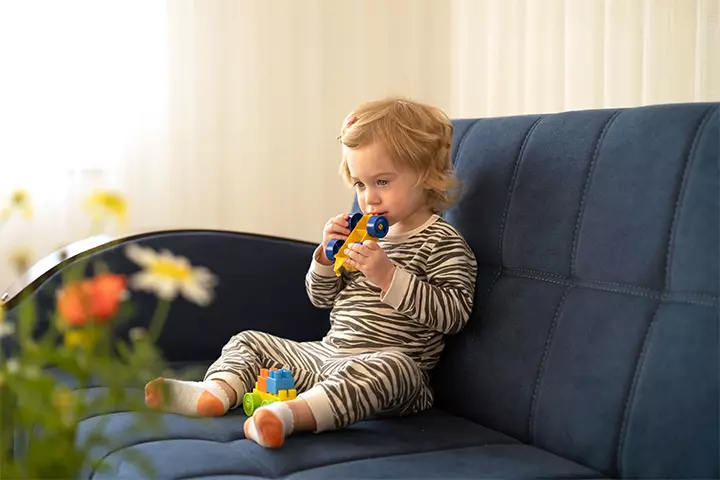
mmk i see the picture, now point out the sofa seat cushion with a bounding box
[72,383,602,479]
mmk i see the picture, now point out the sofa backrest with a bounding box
[431,103,718,479]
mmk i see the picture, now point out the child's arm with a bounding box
[305,246,345,308]
[381,237,477,334]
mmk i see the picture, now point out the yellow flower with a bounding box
[52,387,78,426]
[125,244,217,306]
[64,329,96,350]
[9,247,32,275]
[85,190,128,229]
[0,189,32,221]
[52,387,76,410]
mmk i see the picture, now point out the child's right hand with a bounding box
[318,213,351,265]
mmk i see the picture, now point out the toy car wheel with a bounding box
[326,238,344,261]
[367,216,389,238]
[260,400,276,407]
[243,392,260,416]
[349,212,363,231]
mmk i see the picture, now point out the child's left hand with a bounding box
[344,241,396,292]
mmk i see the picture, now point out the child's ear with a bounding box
[423,187,437,208]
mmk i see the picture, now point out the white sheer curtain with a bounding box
[451,0,719,117]
[1,0,718,296]
[0,0,170,292]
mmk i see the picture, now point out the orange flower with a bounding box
[57,274,127,326]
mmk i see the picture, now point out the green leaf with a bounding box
[17,297,37,349]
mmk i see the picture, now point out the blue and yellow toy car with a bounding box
[325,213,389,276]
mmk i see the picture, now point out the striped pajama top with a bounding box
[305,214,478,375]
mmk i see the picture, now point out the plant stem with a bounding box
[147,299,171,343]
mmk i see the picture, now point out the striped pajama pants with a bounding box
[204,330,433,431]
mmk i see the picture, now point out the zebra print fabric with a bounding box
[205,214,477,429]
[204,330,432,429]
[307,214,477,373]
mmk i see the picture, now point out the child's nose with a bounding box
[364,189,380,205]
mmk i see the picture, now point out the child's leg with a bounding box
[145,330,330,417]
[243,350,431,448]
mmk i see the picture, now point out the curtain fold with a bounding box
[451,0,719,116]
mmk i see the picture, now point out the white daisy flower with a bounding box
[125,244,218,306]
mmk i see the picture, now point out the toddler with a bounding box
[145,97,478,449]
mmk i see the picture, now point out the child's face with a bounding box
[344,142,432,233]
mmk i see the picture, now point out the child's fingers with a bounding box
[325,221,350,235]
[333,213,349,225]
[325,214,347,226]
[330,217,350,233]
[346,257,366,272]
[344,245,368,260]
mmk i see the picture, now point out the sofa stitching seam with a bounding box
[85,433,267,479]
[570,110,622,277]
[174,443,604,480]
[505,266,720,305]
[452,119,480,168]
[505,269,718,307]
[664,106,717,291]
[498,116,545,267]
[481,268,503,308]
[528,286,572,443]
[508,266,719,301]
[616,301,663,477]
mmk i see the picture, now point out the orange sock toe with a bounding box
[245,402,294,449]
[253,409,286,449]
[145,378,164,409]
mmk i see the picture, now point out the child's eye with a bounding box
[377,179,388,187]
[354,181,365,189]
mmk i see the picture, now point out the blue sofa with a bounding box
[6,102,718,479]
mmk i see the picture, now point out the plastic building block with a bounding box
[325,213,389,276]
[243,367,298,416]
[266,368,295,394]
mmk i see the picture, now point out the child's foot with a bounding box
[244,402,295,448]
[145,378,230,417]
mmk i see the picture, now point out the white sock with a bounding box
[244,402,295,449]
[145,378,230,417]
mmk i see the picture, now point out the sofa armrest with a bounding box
[2,230,330,362]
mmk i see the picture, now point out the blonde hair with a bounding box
[338,97,459,213]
